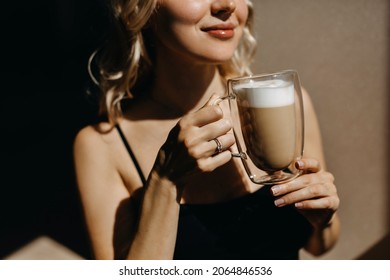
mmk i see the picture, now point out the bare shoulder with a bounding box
[73,120,144,195]
[300,87,326,165]
[301,87,315,112]
[73,122,136,259]
[74,122,125,166]
[300,86,320,124]
[73,122,124,191]
[301,86,321,126]
[74,122,116,152]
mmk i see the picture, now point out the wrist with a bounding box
[312,212,337,232]
[147,169,184,203]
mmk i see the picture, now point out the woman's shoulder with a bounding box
[75,122,117,143]
[73,122,120,160]
[73,121,130,188]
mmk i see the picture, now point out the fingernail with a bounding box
[295,160,304,169]
[295,202,303,208]
[271,186,280,196]
[274,198,285,207]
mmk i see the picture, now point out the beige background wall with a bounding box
[252,0,389,259]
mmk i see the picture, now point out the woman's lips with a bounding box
[206,29,234,39]
[202,24,235,40]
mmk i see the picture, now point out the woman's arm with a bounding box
[73,97,234,259]
[128,99,234,258]
[73,125,183,259]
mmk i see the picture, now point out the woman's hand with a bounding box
[270,158,340,230]
[153,95,235,184]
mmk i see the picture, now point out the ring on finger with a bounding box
[213,138,223,153]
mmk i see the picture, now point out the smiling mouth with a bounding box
[201,24,236,40]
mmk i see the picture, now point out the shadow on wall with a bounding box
[357,234,390,259]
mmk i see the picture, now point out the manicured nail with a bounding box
[295,202,303,208]
[271,186,280,196]
[274,198,285,207]
[295,160,304,169]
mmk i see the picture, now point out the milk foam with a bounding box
[235,79,294,108]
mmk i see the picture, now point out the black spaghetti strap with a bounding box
[115,124,147,185]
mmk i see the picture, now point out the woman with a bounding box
[74,0,340,259]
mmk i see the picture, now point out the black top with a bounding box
[116,124,313,260]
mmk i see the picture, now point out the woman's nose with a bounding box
[211,0,236,18]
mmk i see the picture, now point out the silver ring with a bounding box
[213,138,223,153]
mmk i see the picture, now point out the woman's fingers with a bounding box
[295,158,322,173]
[273,180,337,208]
[178,95,234,159]
[271,171,334,196]
[182,116,232,145]
[203,93,224,107]
[268,157,340,230]
[158,94,236,181]
[270,157,337,210]
[294,196,340,211]
[183,93,224,128]
[180,105,223,128]
[188,132,235,159]
[195,150,232,173]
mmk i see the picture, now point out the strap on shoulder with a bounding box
[115,124,147,186]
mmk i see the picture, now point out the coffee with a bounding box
[235,79,296,172]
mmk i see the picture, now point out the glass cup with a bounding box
[220,70,304,185]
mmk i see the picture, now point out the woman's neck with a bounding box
[150,56,226,116]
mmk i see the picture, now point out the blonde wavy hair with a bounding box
[91,0,257,124]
